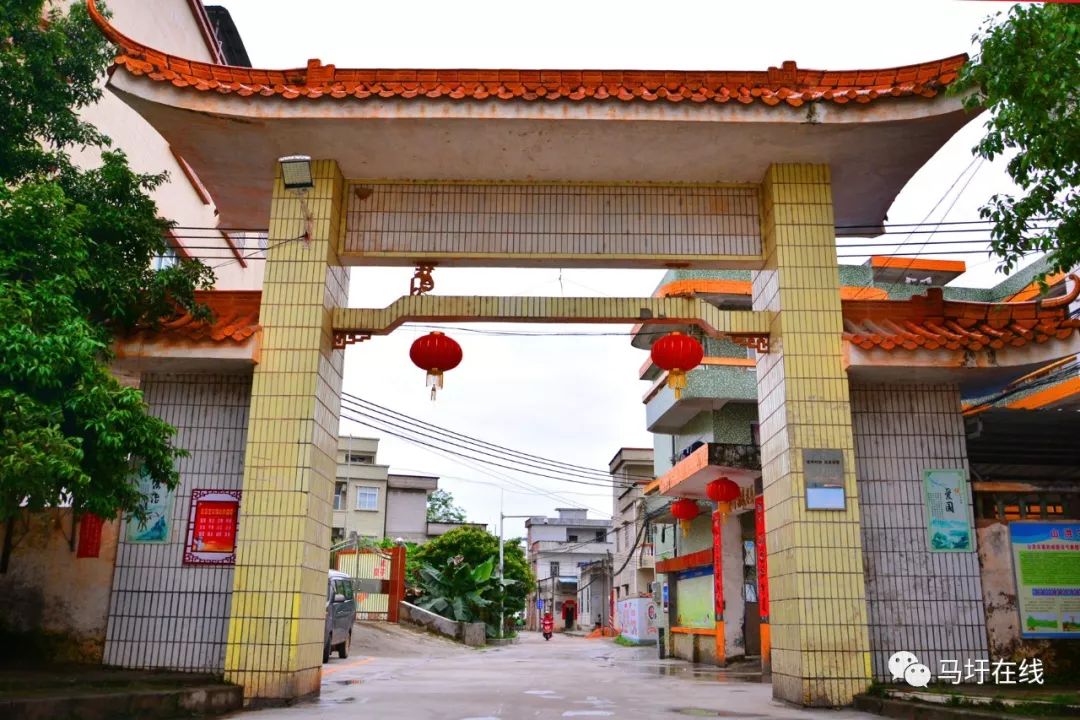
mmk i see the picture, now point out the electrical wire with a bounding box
[343,394,656,484]
[339,401,639,491]
[848,157,982,300]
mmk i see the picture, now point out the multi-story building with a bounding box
[525,508,612,631]
[332,437,390,543]
[638,258,1080,673]
[385,473,439,543]
[608,448,656,601]
[332,436,485,544]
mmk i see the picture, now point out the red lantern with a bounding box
[670,497,700,536]
[409,331,462,400]
[651,332,704,400]
[706,478,740,504]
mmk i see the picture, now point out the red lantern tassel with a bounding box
[667,369,688,400]
[426,370,444,401]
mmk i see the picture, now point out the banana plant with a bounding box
[416,555,516,633]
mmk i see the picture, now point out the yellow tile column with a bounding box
[224,160,349,703]
[751,164,872,706]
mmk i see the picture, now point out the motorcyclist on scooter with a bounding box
[541,611,554,640]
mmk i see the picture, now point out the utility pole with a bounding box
[499,496,535,639]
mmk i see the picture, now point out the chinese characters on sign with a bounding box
[889,651,1044,687]
[922,469,972,552]
[1010,522,1080,638]
[126,467,174,544]
[938,658,1044,685]
[183,489,241,565]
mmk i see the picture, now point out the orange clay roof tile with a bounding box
[127,291,260,345]
[841,276,1080,353]
[88,0,966,109]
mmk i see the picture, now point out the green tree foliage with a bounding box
[412,527,533,634]
[0,1,214,523]
[953,4,1080,277]
[426,488,467,523]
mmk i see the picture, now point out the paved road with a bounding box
[245,624,877,720]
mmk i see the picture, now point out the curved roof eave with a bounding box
[89,0,978,232]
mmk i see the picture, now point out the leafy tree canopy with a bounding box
[426,488,467,523]
[0,1,214,524]
[413,526,534,628]
[953,4,1080,277]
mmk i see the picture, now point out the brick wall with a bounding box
[103,373,251,672]
[851,383,987,680]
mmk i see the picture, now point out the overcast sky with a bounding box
[216,0,1030,539]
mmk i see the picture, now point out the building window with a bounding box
[567,534,578,542]
[355,486,379,511]
[595,530,605,541]
[333,482,347,510]
[977,493,1074,521]
[152,248,177,271]
[549,561,560,578]
[346,453,373,464]
[331,527,345,543]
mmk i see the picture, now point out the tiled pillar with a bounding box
[751,164,872,706]
[224,160,349,703]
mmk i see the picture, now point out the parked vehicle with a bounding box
[324,570,356,662]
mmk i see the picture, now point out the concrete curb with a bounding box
[0,683,242,720]
[853,693,1080,720]
[486,636,520,647]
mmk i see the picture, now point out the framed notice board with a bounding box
[183,489,242,565]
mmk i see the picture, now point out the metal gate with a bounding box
[330,540,406,622]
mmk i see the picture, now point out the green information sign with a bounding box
[1011,522,1080,638]
[922,468,972,552]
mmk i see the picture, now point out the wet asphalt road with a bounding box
[238,624,878,720]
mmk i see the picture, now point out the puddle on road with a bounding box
[670,710,764,718]
[624,664,762,683]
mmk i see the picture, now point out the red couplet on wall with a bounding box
[712,509,723,620]
[754,495,769,620]
[76,513,104,558]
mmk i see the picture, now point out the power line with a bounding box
[344,394,653,484]
[339,401,639,490]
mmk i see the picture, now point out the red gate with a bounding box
[330,541,406,622]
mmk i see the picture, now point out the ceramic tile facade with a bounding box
[224,160,349,702]
[851,383,987,680]
[343,183,761,265]
[103,373,251,671]
[751,164,872,706]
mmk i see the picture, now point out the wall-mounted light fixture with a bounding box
[278,155,313,191]
[278,154,314,244]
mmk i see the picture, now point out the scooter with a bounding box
[541,614,554,641]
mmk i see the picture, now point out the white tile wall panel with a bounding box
[103,373,251,673]
[851,383,988,681]
[343,183,762,267]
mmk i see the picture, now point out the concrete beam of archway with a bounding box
[332,295,772,348]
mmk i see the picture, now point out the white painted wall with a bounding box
[65,0,264,291]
